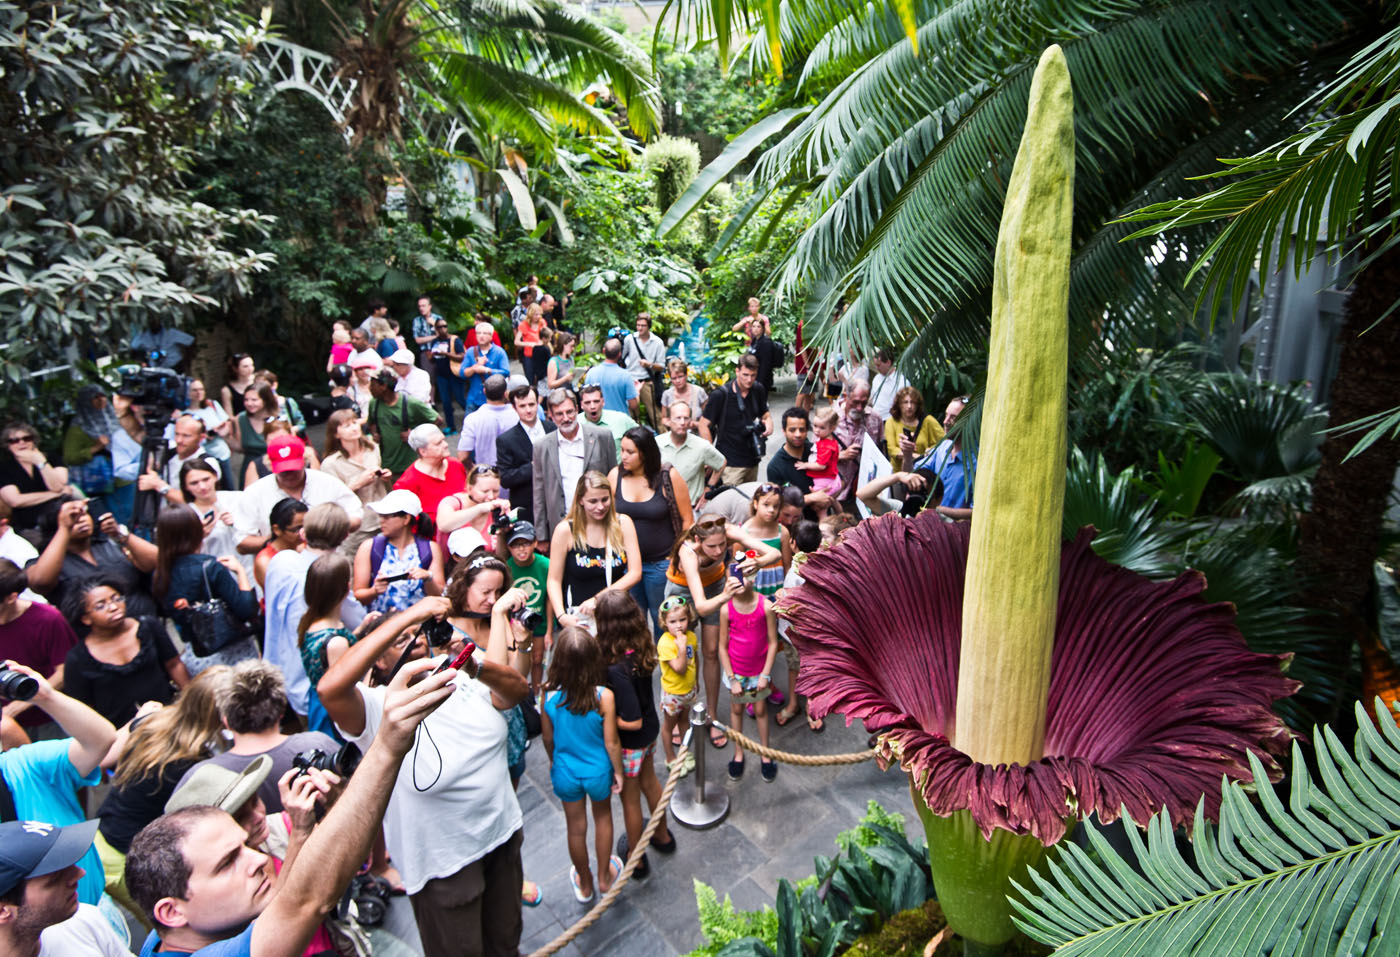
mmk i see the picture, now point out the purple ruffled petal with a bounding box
[783,513,1298,844]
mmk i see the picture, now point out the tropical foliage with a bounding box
[1013,700,1400,955]
[0,0,274,400]
[658,0,1361,385]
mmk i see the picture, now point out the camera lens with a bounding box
[0,668,39,702]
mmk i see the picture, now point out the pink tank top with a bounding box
[726,595,769,676]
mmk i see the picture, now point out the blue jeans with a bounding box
[630,559,670,636]
[435,373,467,431]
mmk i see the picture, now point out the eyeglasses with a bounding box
[659,595,690,614]
[89,594,125,613]
[5,435,35,445]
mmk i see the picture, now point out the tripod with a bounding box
[130,416,174,535]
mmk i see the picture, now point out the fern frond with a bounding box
[1013,699,1400,955]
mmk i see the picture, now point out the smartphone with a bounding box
[434,641,478,676]
[86,500,112,524]
[378,571,412,584]
[728,561,744,583]
[903,428,916,441]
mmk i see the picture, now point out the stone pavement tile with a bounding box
[588,915,675,957]
[519,915,582,957]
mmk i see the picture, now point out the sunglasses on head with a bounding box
[756,482,783,495]
[659,595,691,614]
[692,517,726,534]
[471,465,499,476]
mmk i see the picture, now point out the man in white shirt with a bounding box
[867,347,910,419]
[0,818,129,957]
[622,312,667,427]
[262,504,364,715]
[659,403,726,506]
[389,348,433,405]
[137,414,218,507]
[348,328,383,370]
[532,389,616,547]
[235,435,363,554]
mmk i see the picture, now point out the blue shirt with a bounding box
[583,362,638,414]
[916,440,975,509]
[140,922,254,956]
[457,344,511,407]
[0,739,104,905]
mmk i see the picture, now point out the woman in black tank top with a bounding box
[609,428,694,634]
[547,469,644,630]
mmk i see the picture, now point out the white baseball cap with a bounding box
[369,489,423,516]
[389,349,416,366]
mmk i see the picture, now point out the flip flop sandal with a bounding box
[521,881,544,907]
[570,867,594,904]
[775,706,799,726]
[709,726,729,749]
[671,728,684,747]
[807,712,825,733]
[602,854,624,892]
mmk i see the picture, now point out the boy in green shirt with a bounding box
[504,520,550,691]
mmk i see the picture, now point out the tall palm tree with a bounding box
[659,0,1364,388]
[319,0,661,175]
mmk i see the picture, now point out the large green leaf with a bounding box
[655,105,811,237]
[1012,700,1400,955]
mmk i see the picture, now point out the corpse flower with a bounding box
[782,512,1298,831]
[781,46,1299,955]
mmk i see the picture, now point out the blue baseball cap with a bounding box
[0,819,100,896]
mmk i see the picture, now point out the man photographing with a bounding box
[123,657,457,956]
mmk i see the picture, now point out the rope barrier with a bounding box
[526,718,875,955]
[527,744,691,957]
[710,720,876,766]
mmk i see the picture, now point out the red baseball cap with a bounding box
[267,434,306,473]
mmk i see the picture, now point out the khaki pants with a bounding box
[638,379,660,429]
[721,465,758,486]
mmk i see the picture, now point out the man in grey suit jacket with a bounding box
[532,387,617,549]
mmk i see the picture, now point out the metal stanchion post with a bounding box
[669,702,729,829]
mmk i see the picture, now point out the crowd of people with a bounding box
[0,284,975,956]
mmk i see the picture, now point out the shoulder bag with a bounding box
[182,556,261,657]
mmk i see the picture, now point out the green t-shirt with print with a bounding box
[510,553,549,636]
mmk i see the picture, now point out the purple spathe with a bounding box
[780,512,1298,845]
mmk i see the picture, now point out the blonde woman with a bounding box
[92,666,231,918]
[547,470,643,629]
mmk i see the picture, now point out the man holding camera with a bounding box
[123,656,456,957]
[699,354,774,487]
[0,662,116,908]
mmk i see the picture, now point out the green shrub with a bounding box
[644,136,702,213]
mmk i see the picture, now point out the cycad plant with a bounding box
[1013,700,1400,955]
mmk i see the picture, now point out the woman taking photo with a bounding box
[437,463,511,555]
[884,386,944,469]
[153,506,261,673]
[547,471,643,630]
[184,379,235,490]
[29,499,159,620]
[659,359,707,426]
[318,576,533,955]
[93,665,231,916]
[0,421,72,543]
[608,427,692,634]
[320,409,391,556]
[60,577,191,728]
[353,489,444,615]
[254,498,308,589]
[221,352,257,418]
[229,383,276,488]
[177,460,242,562]
[664,514,780,749]
[546,332,578,391]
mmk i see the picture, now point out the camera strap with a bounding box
[0,771,16,823]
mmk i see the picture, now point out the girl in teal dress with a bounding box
[298,553,382,741]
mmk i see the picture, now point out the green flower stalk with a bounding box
[953,45,1073,769]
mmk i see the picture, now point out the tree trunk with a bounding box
[1296,244,1400,692]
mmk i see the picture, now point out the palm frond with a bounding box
[1062,448,1180,577]
[1123,19,1400,318]
[1181,375,1325,485]
[1012,699,1400,955]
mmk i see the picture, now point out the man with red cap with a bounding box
[234,435,363,554]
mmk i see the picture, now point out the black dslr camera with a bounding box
[744,419,767,460]
[292,742,361,780]
[0,666,38,701]
[420,616,456,648]
[513,606,543,633]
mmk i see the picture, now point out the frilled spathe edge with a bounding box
[781,512,1298,845]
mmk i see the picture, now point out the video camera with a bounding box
[489,506,521,538]
[117,366,187,415]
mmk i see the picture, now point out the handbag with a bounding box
[182,557,258,657]
[659,469,683,538]
[518,692,543,739]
